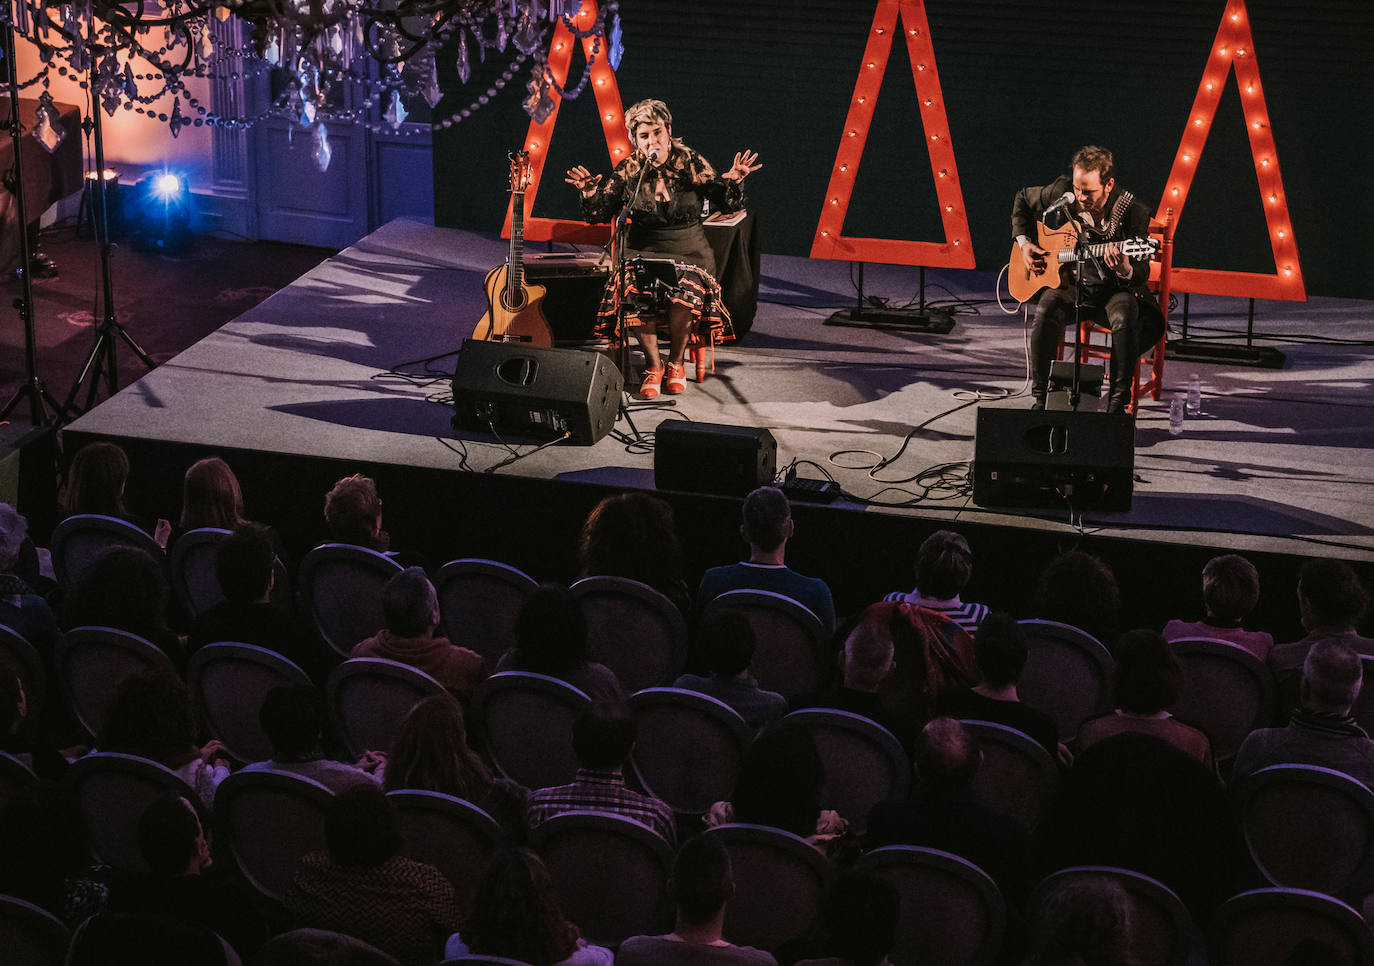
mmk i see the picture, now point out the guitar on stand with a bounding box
[1007,222,1159,303]
[472,152,554,346]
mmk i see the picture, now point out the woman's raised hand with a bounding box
[723,150,762,182]
[565,165,602,196]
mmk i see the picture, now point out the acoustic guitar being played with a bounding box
[1007,222,1159,304]
[472,151,554,346]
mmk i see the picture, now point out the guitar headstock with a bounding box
[508,151,532,193]
[1122,237,1161,259]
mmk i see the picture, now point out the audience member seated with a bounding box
[795,611,911,748]
[705,720,849,858]
[696,486,837,636]
[171,456,275,553]
[244,684,380,792]
[322,473,424,569]
[0,652,67,780]
[110,792,270,957]
[856,600,975,736]
[525,700,676,846]
[0,502,59,656]
[256,928,401,966]
[94,669,232,810]
[444,847,613,965]
[580,491,693,616]
[616,832,777,966]
[1033,550,1121,650]
[0,779,113,926]
[1162,553,1274,660]
[794,872,900,966]
[285,783,462,965]
[382,693,526,839]
[1076,629,1214,771]
[675,611,787,729]
[937,612,1063,762]
[883,529,990,635]
[62,440,169,546]
[497,583,626,701]
[1024,872,1133,966]
[1234,637,1374,788]
[63,544,185,671]
[1037,730,1233,925]
[1268,558,1374,708]
[865,717,1030,907]
[187,523,313,662]
[350,567,484,701]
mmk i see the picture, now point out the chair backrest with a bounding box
[0,750,36,814]
[0,893,72,966]
[53,626,178,738]
[214,768,334,905]
[168,527,232,618]
[700,589,830,701]
[0,623,47,725]
[529,811,674,947]
[960,719,1060,834]
[852,845,1006,966]
[704,823,834,953]
[1233,763,1374,902]
[298,543,403,657]
[1209,887,1374,966]
[1169,637,1274,761]
[474,671,589,789]
[50,514,164,590]
[442,957,535,966]
[569,576,688,693]
[784,708,909,833]
[1029,866,1194,966]
[1016,619,1115,741]
[628,688,751,815]
[388,789,505,920]
[434,558,537,668]
[65,751,202,875]
[325,657,449,759]
[187,643,316,764]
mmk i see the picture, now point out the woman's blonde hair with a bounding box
[624,98,672,137]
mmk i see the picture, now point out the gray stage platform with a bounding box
[66,218,1374,563]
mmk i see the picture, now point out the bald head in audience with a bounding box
[915,717,980,795]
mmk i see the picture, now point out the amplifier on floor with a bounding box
[655,421,777,497]
[451,340,623,446]
[524,253,609,344]
[972,405,1135,511]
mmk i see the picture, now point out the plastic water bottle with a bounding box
[1186,373,1202,414]
[1169,393,1185,435]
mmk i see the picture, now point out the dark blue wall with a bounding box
[434,1,1374,299]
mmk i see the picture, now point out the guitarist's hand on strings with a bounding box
[565,165,602,198]
[1103,242,1133,280]
[1019,238,1047,276]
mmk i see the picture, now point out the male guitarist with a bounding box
[1011,145,1163,413]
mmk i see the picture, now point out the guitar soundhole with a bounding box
[500,289,526,312]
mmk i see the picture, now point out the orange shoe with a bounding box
[664,362,688,394]
[639,367,663,399]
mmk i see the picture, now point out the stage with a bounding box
[60,218,1374,636]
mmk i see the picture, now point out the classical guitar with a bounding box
[472,152,554,346]
[1007,223,1160,303]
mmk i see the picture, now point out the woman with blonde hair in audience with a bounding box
[382,693,526,838]
[445,847,611,965]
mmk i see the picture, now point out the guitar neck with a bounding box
[1058,238,1135,264]
[508,189,524,297]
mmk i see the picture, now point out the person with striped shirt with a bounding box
[884,529,990,635]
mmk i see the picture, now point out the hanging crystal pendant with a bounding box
[311,123,332,172]
[214,5,232,21]
[495,11,509,52]
[32,91,66,153]
[523,71,555,123]
[168,98,187,138]
[122,63,138,100]
[198,25,215,63]
[608,13,624,70]
[299,96,317,127]
[423,59,443,108]
[384,90,408,129]
[513,7,542,55]
[263,34,281,66]
[456,32,471,84]
[327,25,344,57]
[100,67,123,116]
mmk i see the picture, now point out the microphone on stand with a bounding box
[1041,191,1076,220]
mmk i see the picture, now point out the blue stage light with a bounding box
[130,169,193,252]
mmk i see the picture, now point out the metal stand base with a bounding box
[824,306,956,334]
[1166,340,1286,369]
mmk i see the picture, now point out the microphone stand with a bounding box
[61,42,155,417]
[0,17,61,427]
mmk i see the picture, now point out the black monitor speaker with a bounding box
[655,421,777,497]
[972,404,1135,511]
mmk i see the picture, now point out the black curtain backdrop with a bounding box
[434,0,1374,300]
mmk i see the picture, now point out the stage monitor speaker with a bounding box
[655,421,777,497]
[451,340,623,446]
[972,405,1135,511]
[524,256,608,344]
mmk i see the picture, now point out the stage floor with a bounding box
[66,217,1374,562]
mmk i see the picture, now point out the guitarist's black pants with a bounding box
[1031,288,1161,412]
